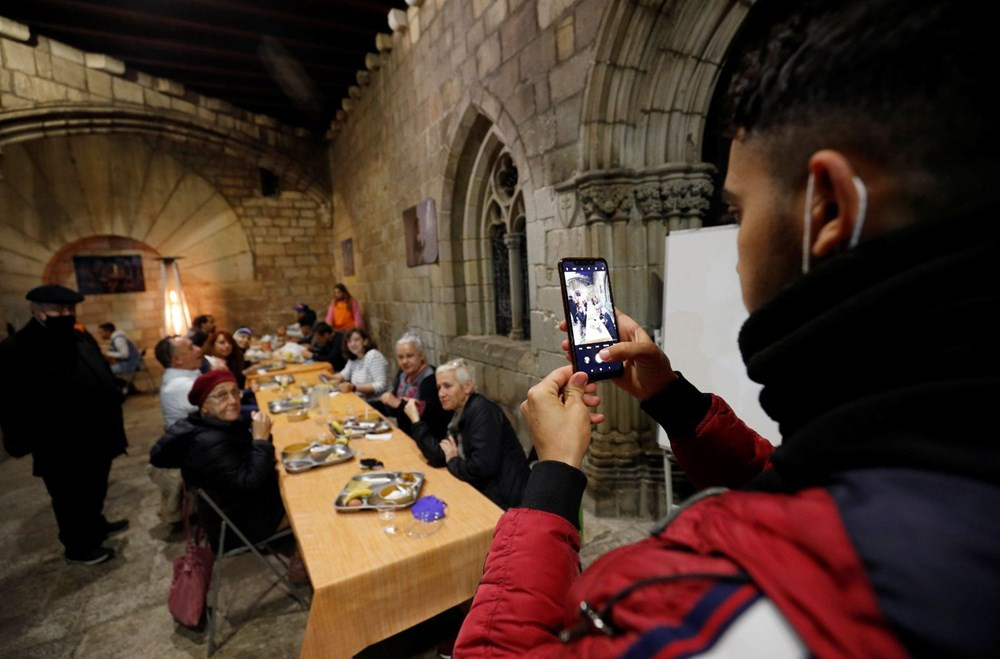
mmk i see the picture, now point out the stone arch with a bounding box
[0,133,252,330]
[0,103,331,212]
[437,93,537,341]
[581,0,755,171]
[440,96,534,341]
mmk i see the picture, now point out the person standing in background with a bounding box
[0,285,129,565]
[324,283,362,363]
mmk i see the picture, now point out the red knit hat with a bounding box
[188,369,237,407]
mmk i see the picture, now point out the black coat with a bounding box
[150,414,285,549]
[411,393,528,510]
[0,319,127,475]
[372,366,452,441]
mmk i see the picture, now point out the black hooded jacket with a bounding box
[150,414,285,549]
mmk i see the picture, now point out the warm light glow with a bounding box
[160,259,191,337]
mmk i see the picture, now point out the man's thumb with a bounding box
[564,371,588,403]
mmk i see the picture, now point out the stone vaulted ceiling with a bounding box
[3,0,408,134]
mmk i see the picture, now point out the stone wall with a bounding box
[0,23,336,378]
[329,0,752,517]
[328,0,609,448]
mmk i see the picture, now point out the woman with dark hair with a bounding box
[205,330,246,388]
[325,284,363,366]
[330,327,389,402]
[324,283,362,331]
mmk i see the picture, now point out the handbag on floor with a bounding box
[168,486,213,628]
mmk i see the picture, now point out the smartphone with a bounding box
[558,257,624,382]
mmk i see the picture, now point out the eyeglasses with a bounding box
[206,388,240,403]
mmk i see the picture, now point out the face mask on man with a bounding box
[42,314,77,336]
[801,174,868,273]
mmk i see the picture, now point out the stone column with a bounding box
[560,163,716,518]
[505,230,525,341]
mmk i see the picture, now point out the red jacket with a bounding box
[455,394,906,657]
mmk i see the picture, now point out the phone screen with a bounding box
[558,258,624,381]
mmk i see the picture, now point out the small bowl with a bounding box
[405,517,444,538]
[284,459,313,473]
[310,445,334,462]
[282,442,311,460]
[286,409,309,423]
[378,483,415,504]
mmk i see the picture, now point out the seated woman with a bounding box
[149,370,285,550]
[403,359,529,510]
[233,327,253,363]
[205,330,245,388]
[330,328,389,402]
[374,333,451,439]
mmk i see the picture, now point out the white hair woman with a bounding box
[404,359,529,509]
[375,333,451,439]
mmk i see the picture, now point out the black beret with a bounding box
[25,284,84,304]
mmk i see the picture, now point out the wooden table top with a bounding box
[256,372,502,658]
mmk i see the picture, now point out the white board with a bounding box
[658,225,780,448]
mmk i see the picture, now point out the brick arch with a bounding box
[0,103,331,213]
[0,133,252,331]
[42,235,166,349]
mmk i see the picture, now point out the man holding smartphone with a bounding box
[456,1,998,656]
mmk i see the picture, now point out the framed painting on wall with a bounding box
[341,238,355,277]
[403,198,439,267]
[73,255,146,294]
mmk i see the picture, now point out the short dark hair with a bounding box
[187,328,207,347]
[98,322,115,332]
[314,322,333,336]
[193,314,213,328]
[727,0,990,221]
[154,336,175,368]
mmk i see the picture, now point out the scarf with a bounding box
[739,206,1000,492]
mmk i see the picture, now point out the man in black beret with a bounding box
[0,285,129,566]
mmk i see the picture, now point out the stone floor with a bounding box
[0,392,654,658]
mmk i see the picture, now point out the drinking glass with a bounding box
[313,384,332,418]
[376,502,398,536]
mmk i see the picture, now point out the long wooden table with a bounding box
[256,369,503,658]
[246,359,334,383]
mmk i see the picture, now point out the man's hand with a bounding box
[559,310,677,401]
[339,382,355,393]
[403,398,422,423]
[439,436,458,461]
[521,366,604,469]
[251,411,273,440]
[381,392,402,408]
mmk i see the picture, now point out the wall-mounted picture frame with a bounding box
[341,238,355,276]
[403,197,439,267]
[73,255,146,294]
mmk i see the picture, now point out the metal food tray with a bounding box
[268,395,310,414]
[333,471,425,511]
[254,360,288,373]
[329,416,392,438]
[282,443,354,474]
[257,374,296,390]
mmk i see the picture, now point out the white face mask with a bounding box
[802,174,868,273]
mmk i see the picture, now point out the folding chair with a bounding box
[132,348,158,392]
[118,348,157,394]
[196,490,309,656]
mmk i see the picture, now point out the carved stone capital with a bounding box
[635,163,716,223]
[555,163,717,226]
[575,171,635,223]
